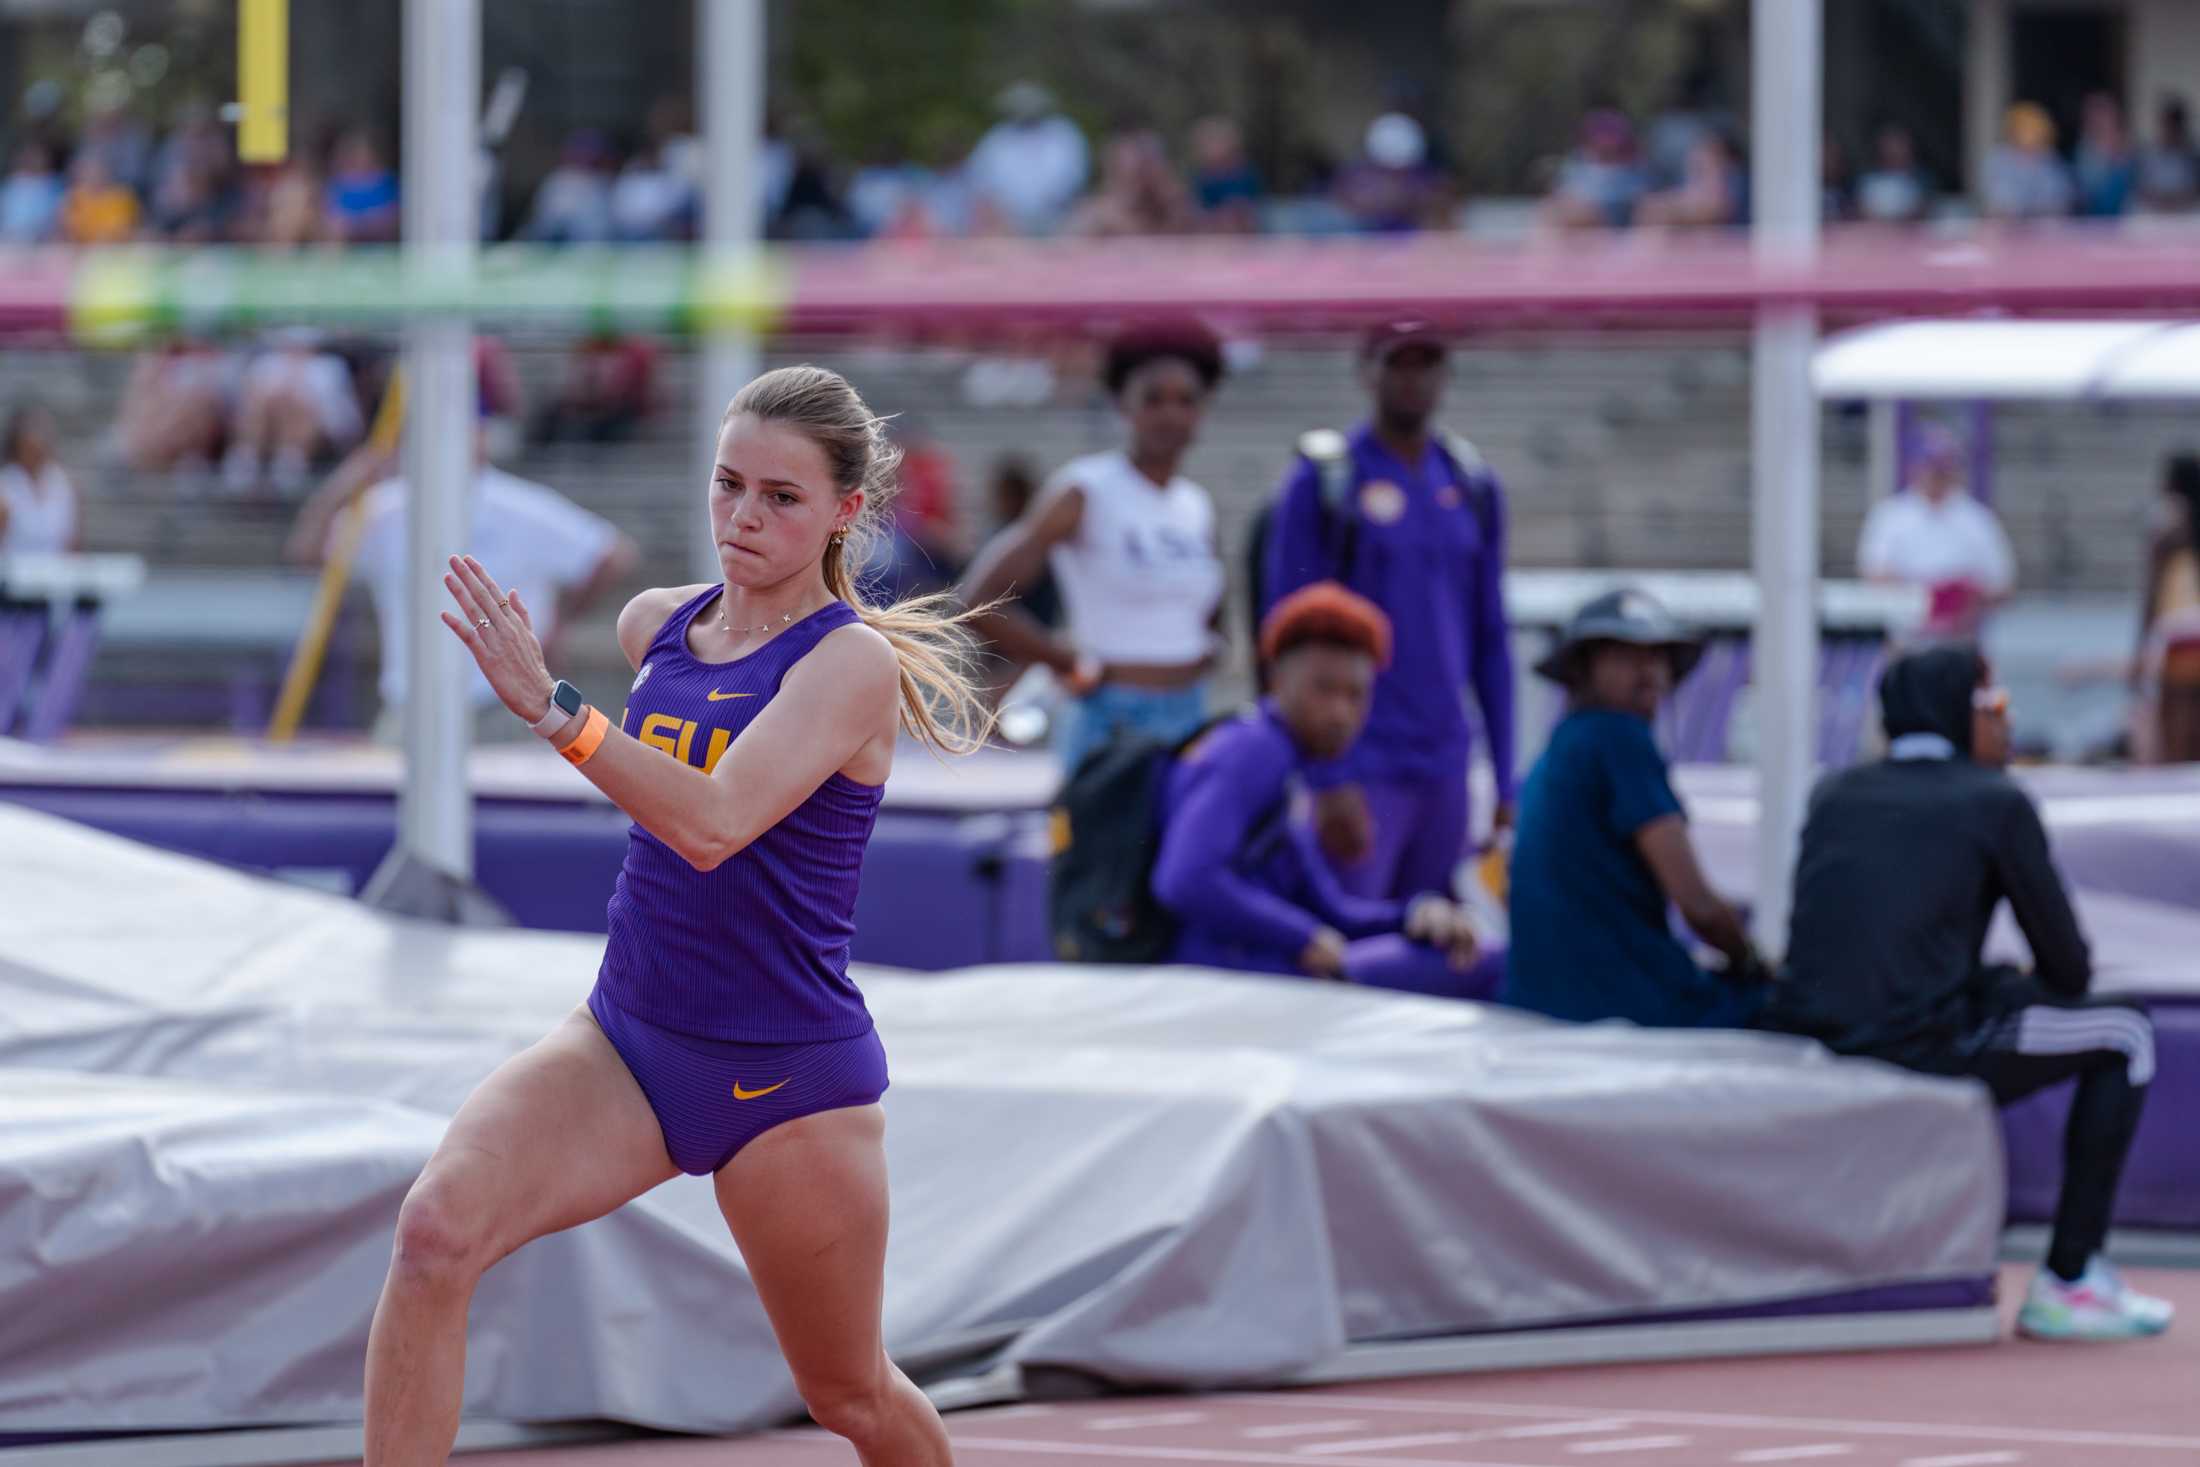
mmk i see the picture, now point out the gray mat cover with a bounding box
[0,806,2000,1434]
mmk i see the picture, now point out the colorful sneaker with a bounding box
[2017,1257,2174,1341]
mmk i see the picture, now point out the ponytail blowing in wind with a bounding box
[725,366,996,756]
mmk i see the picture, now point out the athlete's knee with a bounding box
[797,1361,894,1445]
[387,1179,498,1292]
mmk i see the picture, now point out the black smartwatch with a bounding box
[529,679,585,737]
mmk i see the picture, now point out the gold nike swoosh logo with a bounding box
[732,1078,790,1101]
[706,690,756,701]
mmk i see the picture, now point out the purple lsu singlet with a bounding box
[593,589,884,1042]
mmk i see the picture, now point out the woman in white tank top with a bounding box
[961,323,1227,770]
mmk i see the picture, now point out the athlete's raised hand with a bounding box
[440,553,557,723]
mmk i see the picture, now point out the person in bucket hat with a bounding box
[1502,588,1768,1028]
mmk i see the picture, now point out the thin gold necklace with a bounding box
[720,605,798,636]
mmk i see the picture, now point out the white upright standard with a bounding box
[1748,0,1823,954]
[693,0,768,585]
[363,0,496,921]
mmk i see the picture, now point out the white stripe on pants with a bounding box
[2013,1004,2155,1087]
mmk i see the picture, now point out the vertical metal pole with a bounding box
[1865,399,1897,508]
[1966,0,2010,202]
[367,0,484,918]
[1750,0,1822,956]
[1968,398,1996,507]
[695,0,767,586]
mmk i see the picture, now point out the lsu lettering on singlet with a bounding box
[594,588,884,1042]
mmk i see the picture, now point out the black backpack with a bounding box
[1047,716,1284,964]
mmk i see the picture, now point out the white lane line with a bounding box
[1495,1418,1636,1439]
[1294,1434,1470,1457]
[1734,1448,1857,1463]
[1277,1394,2200,1452]
[948,1437,1568,1467]
[1566,1436,1693,1455]
[974,1404,1059,1421]
[1900,1455,2024,1467]
[1240,1421,1371,1441]
[1086,1411,1212,1431]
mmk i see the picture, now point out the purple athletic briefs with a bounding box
[594,590,883,1043]
[588,983,889,1174]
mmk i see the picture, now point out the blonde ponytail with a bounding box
[727,366,996,756]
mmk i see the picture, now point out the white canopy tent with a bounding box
[1815,319,2200,401]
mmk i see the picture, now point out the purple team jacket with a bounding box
[1262,423,1516,798]
[1150,701,1408,974]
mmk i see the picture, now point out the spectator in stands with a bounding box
[959,321,1227,771]
[2074,93,2137,219]
[965,81,1090,236]
[285,420,638,742]
[1260,321,1515,905]
[1334,113,1450,234]
[1067,127,1194,237]
[1539,109,1646,231]
[59,151,140,245]
[533,332,658,446]
[1188,115,1262,233]
[0,403,79,554]
[0,139,65,244]
[522,131,618,244]
[147,102,236,241]
[257,162,329,248]
[148,153,234,243]
[609,132,694,242]
[113,340,234,476]
[1984,102,2075,221]
[2132,453,2200,764]
[77,97,152,199]
[1152,583,1491,996]
[324,127,401,244]
[1766,645,2171,1342]
[1858,425,2015,637]
[2135,96,2200,213]
[1502,589,1767,1028]
[769,126,859,240]
[1634,128,1745,230]
[1855,123,1932,225]
[223,331,365,495]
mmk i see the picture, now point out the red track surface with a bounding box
[309,1265,2197,1467]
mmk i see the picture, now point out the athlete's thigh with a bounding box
[416,1007,678,1254]
[712,1104,890,1388]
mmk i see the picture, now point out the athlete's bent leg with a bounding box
[365,1009,677,1467]
[715,1103,952,1467]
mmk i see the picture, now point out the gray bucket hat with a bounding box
[1533,588,1705,687]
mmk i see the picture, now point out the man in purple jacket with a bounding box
[1150,582,1492,996]
[1261,320,1516,902]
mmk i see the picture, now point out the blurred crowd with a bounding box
[10,80,2200,253]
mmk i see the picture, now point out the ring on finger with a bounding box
[475,618,492,631]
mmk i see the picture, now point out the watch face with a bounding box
[553,680,584,716]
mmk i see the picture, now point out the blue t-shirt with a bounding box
[1503,708,1755,1028]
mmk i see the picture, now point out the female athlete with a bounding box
[958,321,1227,771]
[363,365,986,1467]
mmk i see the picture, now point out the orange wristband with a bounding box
[558,706,610,767]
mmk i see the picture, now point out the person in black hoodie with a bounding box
[1768,644,2171,1342]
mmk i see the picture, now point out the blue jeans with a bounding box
[1057,682,1208,773]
